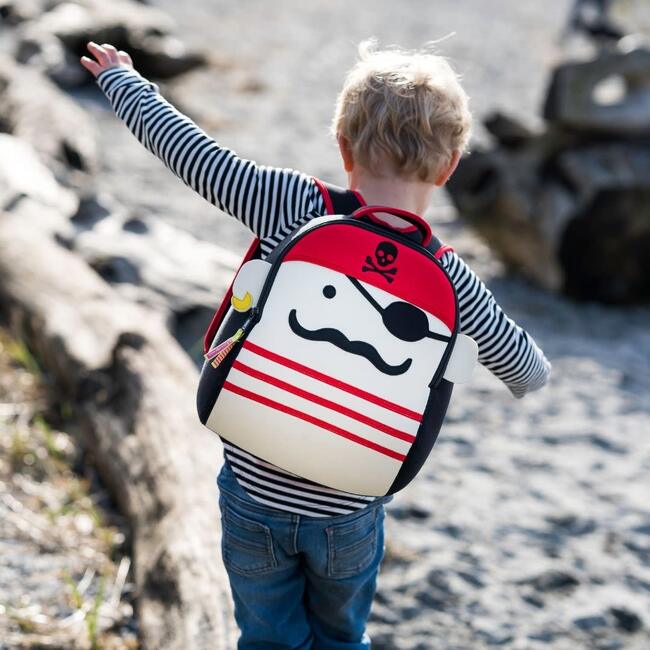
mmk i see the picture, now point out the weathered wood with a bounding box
[0,209,237,649]
[446,46,650,304]
[543,48,650,137]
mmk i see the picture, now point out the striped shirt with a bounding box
[96,66,551,517]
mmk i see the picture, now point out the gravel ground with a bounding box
[78,1,650,648]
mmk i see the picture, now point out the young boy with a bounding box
[82,40,551,649]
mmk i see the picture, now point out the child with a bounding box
[82,39,551,649]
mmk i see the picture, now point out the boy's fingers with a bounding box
[118,50,133,65]
[86,41,109,66]
[80,56,102,77]
[100,43,120,65]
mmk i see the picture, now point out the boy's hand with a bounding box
[80,41,133,78]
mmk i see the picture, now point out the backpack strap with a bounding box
[203,237,261,354]
[313,176,454,258]
[313,178,364,215]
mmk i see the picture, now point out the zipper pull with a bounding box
[204,309,259,369]
[204,328,245,368]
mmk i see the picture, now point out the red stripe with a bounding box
[242,341,422,422]
[232,360,416,443]
[222,381,406,462]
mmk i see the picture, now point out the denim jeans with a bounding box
[216,460,393,649]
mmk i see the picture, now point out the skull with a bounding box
[375,241,398,267]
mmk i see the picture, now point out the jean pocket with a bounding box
[221,503,278,576]
[326,507,379,578]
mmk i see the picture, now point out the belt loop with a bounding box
[292,514,300,555]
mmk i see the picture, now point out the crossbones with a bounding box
[363,255,397,283]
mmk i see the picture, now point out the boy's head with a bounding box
[332,39,472,184]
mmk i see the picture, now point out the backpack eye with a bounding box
[323,285,336,299]
[382,301,431,342]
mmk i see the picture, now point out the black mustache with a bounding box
[288,309,412,376]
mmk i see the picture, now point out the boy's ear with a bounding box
[337,135,354,173]
[434,149,462,187]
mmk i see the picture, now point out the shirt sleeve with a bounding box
[440,250,552,398]
[95,66,325,240]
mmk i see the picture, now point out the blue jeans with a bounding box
[216,461,392,649]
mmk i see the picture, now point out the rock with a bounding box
[609,606,643,633]
[545,514,597,536]
[0,53,97,183]
[573,613,609,631]
[543,48,650,136]
[15,0,207,88]
[519,569,580,592]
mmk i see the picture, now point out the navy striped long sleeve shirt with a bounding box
[96,66,551,517]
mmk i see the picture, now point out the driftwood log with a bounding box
[446,46,650,304]
[0,206,237,649]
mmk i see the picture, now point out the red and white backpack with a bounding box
[197,182,477,496]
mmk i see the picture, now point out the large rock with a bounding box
[15,0,207,88]
[0,53,97,183]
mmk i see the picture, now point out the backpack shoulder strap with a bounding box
[313,177,364,215]
[203,237,261,354]
[313,176,454,259]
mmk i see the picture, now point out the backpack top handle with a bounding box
[350,205,432,247]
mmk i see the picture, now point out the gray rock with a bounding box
[609,607,643,633]
[520,569,580,592]
[573,613,609,631]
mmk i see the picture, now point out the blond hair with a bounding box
[331,39,472,182]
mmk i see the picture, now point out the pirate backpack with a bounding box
[196,181,478,496]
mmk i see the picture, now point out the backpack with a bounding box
[196,181,477,496]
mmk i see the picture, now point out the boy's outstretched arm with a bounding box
[83,43,324,243]
[440,251,552,398]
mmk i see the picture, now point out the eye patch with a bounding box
[346,276,451,344]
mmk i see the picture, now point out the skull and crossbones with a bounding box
[362,241,398,283]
